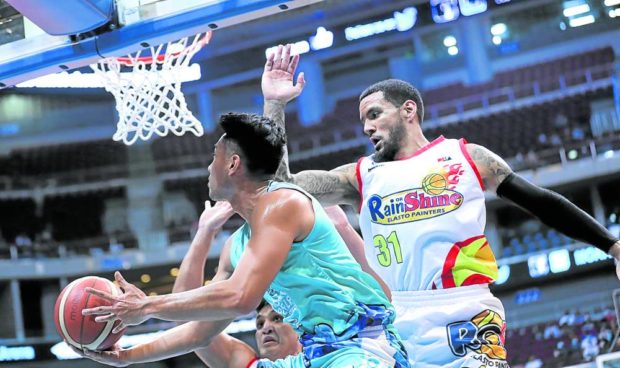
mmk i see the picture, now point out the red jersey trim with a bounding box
[355,156,365,213]
[459,138,485,191]
[398,135,445,161]
[246,357,259,368]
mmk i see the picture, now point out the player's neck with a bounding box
[228,179,270,221]
[394,128,429,160]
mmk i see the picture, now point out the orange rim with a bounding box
[115,32,212,66]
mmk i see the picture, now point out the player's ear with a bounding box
[228,154,242,175]
[401,100,417,121]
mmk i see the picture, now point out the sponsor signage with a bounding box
[491,246,613,291]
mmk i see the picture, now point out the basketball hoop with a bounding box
[91,32,212,145]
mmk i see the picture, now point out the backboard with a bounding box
[0,0,322,88]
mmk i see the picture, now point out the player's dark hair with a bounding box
[256,299,269,313]
[360,79,424,124]
[219,113,286,178]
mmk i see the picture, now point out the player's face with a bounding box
[255,305,300,361]
[207,137,228,200]
[360,91,406,162]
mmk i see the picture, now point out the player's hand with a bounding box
[198,201,235,233]
[70,343,131,367]
[83,271,149,333]
[262,43,305,102]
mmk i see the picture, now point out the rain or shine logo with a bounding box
[367,172,464,225]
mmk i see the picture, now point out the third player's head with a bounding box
[359,79,424,162]
[208,113,286,201]
[255,300,301,361]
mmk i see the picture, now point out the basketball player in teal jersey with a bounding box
[82,112,409,367]
[75,201,380,367]
[73,204,301,368]
[261,44,620,367]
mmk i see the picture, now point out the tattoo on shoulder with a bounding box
[468,144,512,187]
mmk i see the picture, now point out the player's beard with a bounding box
[374,119,406,162]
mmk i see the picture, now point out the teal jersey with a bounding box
[229,181,394,336]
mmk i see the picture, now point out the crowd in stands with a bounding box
[508,306,618,367]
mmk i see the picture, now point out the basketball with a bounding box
[422,173,447,195]
[53,276,126,351]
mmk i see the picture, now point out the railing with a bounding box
[425,63,615,126]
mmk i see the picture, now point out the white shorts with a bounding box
[393,284,509,368]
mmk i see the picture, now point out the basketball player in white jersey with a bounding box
[262,44,620,367]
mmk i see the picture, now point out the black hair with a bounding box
[359,79,424,124]
[219,113,286,178]
[256,299,269,313]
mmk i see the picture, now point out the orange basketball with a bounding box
[53,276,126,351]
[422,173,447,195]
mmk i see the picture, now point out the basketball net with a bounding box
[91,32,212,145]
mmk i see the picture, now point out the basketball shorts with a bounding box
[393,284,509,368]
[256,304,410,368]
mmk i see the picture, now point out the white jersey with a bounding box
[356,136,498,292]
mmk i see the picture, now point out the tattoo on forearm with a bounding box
[264,100,291,181]
[264,100,286,129]
[274,149,293,182]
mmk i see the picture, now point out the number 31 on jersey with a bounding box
[373,231,403,267]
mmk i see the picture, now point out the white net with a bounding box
[91,32,211,145]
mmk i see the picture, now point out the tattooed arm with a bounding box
[262,44,304,182]
[291,163,361,208]
[467,143,620,279]
[465,143,513,192]
[261,45,359,206]
[264,99,294,182]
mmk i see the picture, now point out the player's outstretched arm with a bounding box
[194,333,258,368]
[261,44,359,207]
[466,143,620,277]
[75,247,242,367]
[262,43,304,183]
[173,201,234,293]
[84,191,304,325]
[324,205,392,300]
[171,211,258,368]
[73,319,233,367]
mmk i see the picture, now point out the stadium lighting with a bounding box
[491,23,507,36]
[443,35,457,47]
[604,0,620,6]
[569,14,595,27]
[563,3,590,17]
[447,46,459,55]
[609,8,620,17]
[495,264,510,285]
[567,149,579,159]
[492,35,502,45]
[15,64,201,88]
[266,40,310,58]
